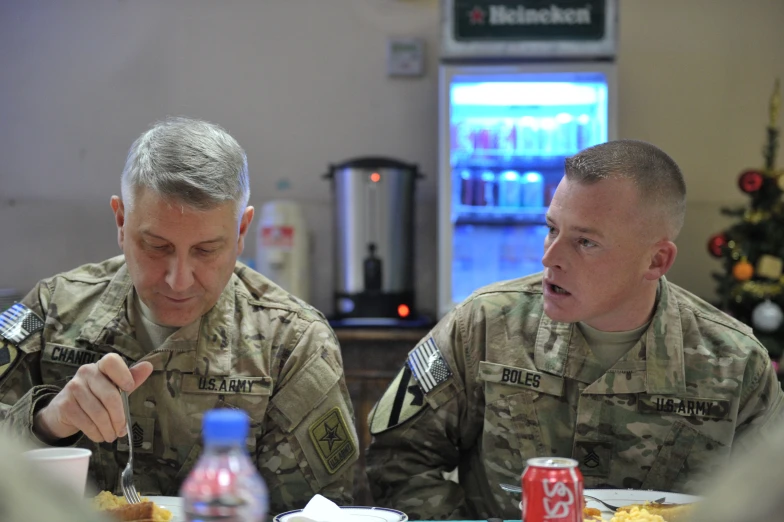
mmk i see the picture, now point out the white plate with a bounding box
[584,489,701,516]
[147,496,183,521]
[273,506,408,522]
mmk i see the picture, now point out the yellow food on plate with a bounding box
[93,491,172,522]
[617,502,694,522]
[610,506,665,522]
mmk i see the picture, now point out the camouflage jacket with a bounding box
[366,273,784,520]
[0,256,358,513]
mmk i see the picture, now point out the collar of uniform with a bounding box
[642,276,686,395]
[577,277,686,395]
[192,273,238,377]
[533,277,686,393]
[534,313,607,384]
[74,263,148,362]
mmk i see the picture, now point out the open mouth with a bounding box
[548,283,571,296]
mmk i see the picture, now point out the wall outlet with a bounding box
[386,37,425,77]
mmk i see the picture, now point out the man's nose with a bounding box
[165,254,194,292]
[542,236,564,271]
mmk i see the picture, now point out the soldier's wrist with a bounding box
[32,404,78,445]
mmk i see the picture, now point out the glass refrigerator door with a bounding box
[440,66,614,314]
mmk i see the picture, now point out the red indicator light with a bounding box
[370,172,381,183]
[398,304,410,318]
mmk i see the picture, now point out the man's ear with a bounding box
[237,206,255,255]
[644,240,678,281]
[110,196,125,249]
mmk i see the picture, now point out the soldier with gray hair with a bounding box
[366,140,784,520]
[0,117,358,512]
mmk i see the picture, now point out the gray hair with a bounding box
[121,117,250,218]
[564,139,686,239]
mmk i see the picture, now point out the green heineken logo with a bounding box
[467,3,593,26]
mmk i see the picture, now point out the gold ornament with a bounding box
[744,209,769,224]
[757,255,784,280]
[734,280,784,300]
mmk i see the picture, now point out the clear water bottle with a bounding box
[180,409,269,522]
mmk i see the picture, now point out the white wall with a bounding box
[2,0,784,316]
[0,0,440,315]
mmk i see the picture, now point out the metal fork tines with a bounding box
[120,390,142,504]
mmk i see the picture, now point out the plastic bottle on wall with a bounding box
[255,200,310,302]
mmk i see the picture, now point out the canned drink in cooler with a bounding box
[498,119,517,156]
[521,457,583,522]
[498,170,521,207]
[539,117,557,156]
[477,170,497,206]
[452,120,475,154]
[520,171,545,208]
[554,113,577,155]
[516,116,540,156]
[459,169,477,206]
[576,114,592,151]
[474,120,499,158]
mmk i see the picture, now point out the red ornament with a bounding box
[738,170,764,193]
[707,233,727,258]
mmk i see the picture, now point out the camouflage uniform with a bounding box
[366,273,784,520]
[0,256,358,513]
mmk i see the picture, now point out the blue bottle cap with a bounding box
[202,409,250,445]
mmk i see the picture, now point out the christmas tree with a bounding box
[709,79,784,367]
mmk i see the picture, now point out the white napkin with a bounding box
[287,494,344,522]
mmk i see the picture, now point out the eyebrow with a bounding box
[545,215,605,239]
[141,231,226,245]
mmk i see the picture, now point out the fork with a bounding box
[120,390,142,504]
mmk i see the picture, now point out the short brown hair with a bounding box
[564,140,686,239]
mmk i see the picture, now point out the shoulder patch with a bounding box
[370,365,427,435]
[0,343,19,379]
[308,406,356,475]
[0,304,44,347]
[407,337,452,394]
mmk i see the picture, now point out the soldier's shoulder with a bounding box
[232,262,327,326]
[455,272,543,315]
[667,280,765,355]
[668,281,753,335]
[42,256,125,287]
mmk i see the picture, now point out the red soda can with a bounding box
[521,457,583,522]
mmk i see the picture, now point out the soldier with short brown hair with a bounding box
[366,140,784,520]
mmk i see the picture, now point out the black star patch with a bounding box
[308,407,356,475]
[319,421,343,451]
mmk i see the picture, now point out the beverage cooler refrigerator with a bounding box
[437,0,618,317]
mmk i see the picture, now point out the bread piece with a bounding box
[106,501,155,521]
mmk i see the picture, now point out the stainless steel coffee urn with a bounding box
[325,157,421,323]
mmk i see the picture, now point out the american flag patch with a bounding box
[0,303,44,346]
[407,337,452,395]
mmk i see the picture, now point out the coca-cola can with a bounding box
[521,457,583,522]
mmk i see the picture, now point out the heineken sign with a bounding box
[454,0,606,41]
